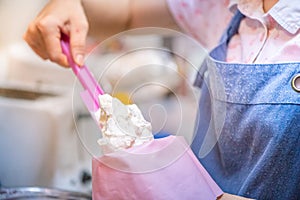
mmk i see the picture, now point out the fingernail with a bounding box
[76,54,84,66]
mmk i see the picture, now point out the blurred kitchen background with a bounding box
[0,0,207,196]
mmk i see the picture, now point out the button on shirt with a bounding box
[166,0,300,64]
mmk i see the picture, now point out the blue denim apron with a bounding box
[191,11,300,200]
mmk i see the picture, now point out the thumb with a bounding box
[70,20,89,66]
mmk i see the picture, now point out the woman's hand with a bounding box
[23,0,179,68]
[23,0,88,67]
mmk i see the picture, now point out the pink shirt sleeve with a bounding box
[166,0,233,50]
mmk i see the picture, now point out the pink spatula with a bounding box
[60,34,104,120]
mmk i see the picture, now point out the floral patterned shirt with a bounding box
[167,0,300,63]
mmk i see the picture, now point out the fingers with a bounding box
[23,21,49,60]
[70,15,89,66]
[36,16,69,67]
[24,16,69,67]
[23,0,89,68]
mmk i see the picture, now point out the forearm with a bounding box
[129,0,179,30]
[82,0,179,39]
[82,0,130,39]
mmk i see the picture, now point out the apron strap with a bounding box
[194,10,245,88]
[219,10,245,46]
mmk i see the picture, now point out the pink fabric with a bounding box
[166,0,300,63]
[92,136,223,200]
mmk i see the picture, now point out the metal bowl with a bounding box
[0,187,91,200]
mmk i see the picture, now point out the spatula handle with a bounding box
[60,33,104,110]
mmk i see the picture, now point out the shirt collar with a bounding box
[229,0,300,34]
[269,0,300,34]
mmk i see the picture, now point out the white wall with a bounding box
[0,0,47,80]
[0,0,47,47]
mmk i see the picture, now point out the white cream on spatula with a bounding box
[95,94,153,151]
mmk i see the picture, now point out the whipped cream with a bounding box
[96,94,153,151]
